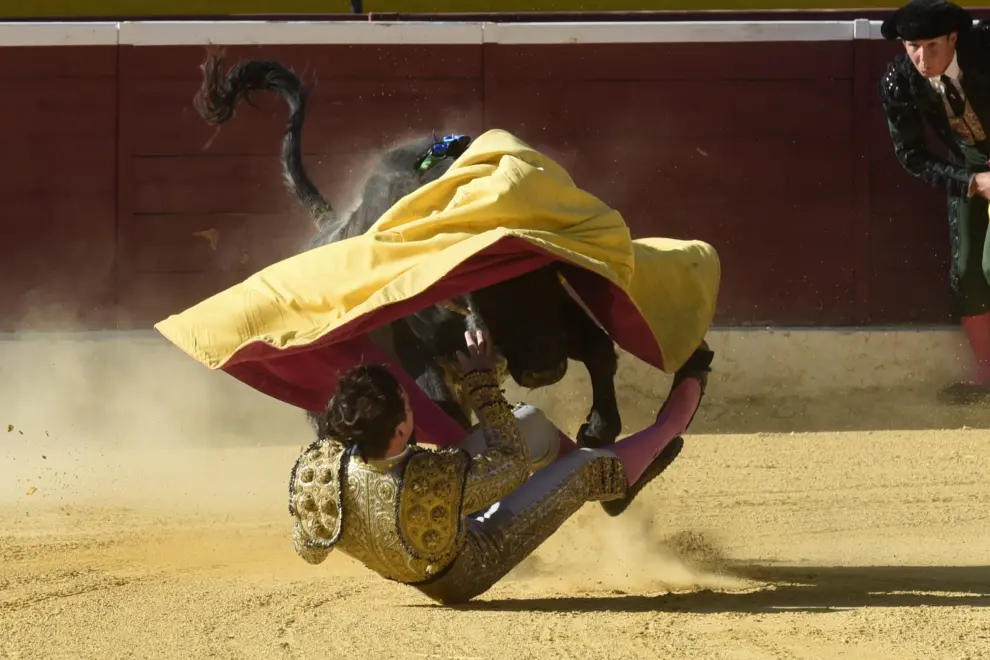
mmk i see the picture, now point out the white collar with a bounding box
[930,51,961,84]
[363,445,411,470]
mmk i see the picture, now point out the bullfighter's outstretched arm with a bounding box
[458,368,532,515]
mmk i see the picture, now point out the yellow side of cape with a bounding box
[154,129,720,374]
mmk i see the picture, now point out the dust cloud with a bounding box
[511,505,752,596]
[0,331,310,513]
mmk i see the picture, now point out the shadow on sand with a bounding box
[410,565,990,614]
[685,390,990,435]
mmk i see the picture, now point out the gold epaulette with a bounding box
[289,439,348,550]
[397,447,471,561]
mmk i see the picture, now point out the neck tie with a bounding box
[941,74,966,117]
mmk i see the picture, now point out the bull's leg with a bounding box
[391,320,473,430]
[562,297,622,448]
[413,363,472,430]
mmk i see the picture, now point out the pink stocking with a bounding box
[610,378,702,486]
[961,312,990,384]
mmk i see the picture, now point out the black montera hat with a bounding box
[881,0,973,41]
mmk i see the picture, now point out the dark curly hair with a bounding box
[321,364,407,460]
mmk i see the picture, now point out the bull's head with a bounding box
[464,267,571,389]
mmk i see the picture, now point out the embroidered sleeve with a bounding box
[878,59,973,197]
[457,368,531,515]
[397,448,471,563]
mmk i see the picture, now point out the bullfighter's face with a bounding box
[903,33,958,78]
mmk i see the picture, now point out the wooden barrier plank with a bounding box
[0,46,116,331]
[486,42,853,81]
[120,44,483,79]
[127,78,485,156]
[125,212,311,273]
[0,22,974,328]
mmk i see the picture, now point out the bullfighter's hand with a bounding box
[971,172,990,200]
[455,330,495,374]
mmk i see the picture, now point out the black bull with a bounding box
[193,49,623,448]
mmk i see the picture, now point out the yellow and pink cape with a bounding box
[154,129,720,432]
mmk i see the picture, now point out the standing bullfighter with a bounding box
[879,0,990,403]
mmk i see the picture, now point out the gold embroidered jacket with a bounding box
[287,367,530,583]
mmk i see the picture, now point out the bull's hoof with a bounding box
[577,411,621,449]
[601,435,683,517]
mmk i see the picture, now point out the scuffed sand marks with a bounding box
[509,505,753,598]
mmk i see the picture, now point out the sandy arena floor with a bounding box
[3,412,989,660]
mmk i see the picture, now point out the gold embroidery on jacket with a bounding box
[398,448,470,560]
[939,83,987,145]
[438,354,510,424]
[289,440,347,551]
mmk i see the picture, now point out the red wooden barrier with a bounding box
[0,22,959,330]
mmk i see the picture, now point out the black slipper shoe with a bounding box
[601,435,684,517]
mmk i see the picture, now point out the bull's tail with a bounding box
[193,47,334,226]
